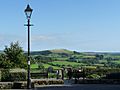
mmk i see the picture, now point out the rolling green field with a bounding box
[112,60,120,64]
[43,64,61,69]
[99,60,107,63]
[31,64,38,69]
[30,49,120,72]
[49,61,86,67]
[31,61,86,70]
[31,63,61,69]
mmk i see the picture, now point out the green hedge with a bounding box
[0,69,27,82]
[86,74,100,79]
[1,69,10,81]
[10,72,27,81]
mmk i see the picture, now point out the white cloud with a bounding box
[31,35,54,42]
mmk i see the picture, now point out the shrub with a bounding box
[10,72,27,81]
[48,73,56,78]
[1,69,27,82]
[9,69,27,81]
[1,69,10,81]
[87,74,100,79]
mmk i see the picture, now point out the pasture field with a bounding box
[31,64,61,69]
[99,60,107,63]
[31,64,38,69]
[49,61,86,67]
[43,64,61,69]
[112,60,120,64]
[31,61,101,70]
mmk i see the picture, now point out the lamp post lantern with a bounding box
[24,4,33,89]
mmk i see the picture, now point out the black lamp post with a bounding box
[24,4,33,89]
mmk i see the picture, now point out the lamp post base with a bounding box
[27,79,31,89]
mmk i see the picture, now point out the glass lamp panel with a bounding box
[25,11,32,19]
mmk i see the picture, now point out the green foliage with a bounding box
[38,63,45,70]
[1,69,27,82]
[34,55,53,63]
[31,64,38,69]
[31,49,120,69]
[31,63,61,70]
[112,60,120,64]
[0,42,27,69]
[1,69,10,81]
[43,64,61,69]
[10,72,27,81]
[86,74,100,79]
[0,54,12,69]
[95,54,104,60]
[81,59,99,65]
[49,61,84,68]
[30,50,52,55]
[48,73,56,78]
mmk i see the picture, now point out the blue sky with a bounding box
[0,0,120,52]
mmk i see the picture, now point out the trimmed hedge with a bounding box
[10,72,27,81]
[0,69,27,82]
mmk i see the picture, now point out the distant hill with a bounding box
[50,49,74,54]
[30,50,52,55]
[84,52,120,56]
[30,49,84,55]
[29,49,120,56]
[30,49,74,56]
[25,49,120,66]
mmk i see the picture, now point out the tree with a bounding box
[0,42,27,69]
[38,63,45,71]
[0,54,12,68]
[95,54,104,60]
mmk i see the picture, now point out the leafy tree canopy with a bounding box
[0,42,27,69]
